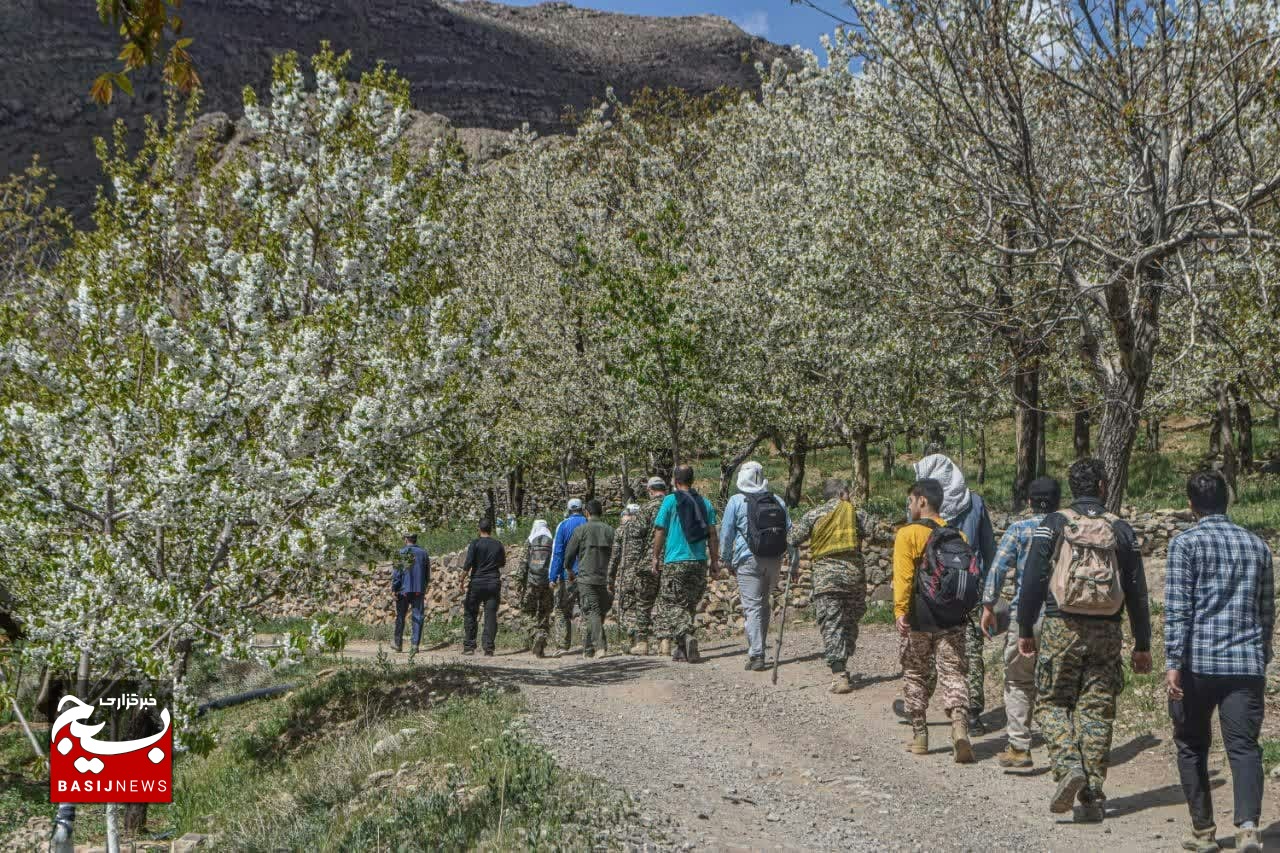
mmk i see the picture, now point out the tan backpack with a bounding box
[1049,509,1125,616]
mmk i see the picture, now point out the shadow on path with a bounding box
[1105,777,1224,819]
[461,656,668,689]
[1108,732,1162,768]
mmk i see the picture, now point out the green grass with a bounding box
[861,601,897,624]
[1263,739,1280,773]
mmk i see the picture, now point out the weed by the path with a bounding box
[861,602,897,625]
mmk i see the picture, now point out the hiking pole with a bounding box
[772,549,799,686]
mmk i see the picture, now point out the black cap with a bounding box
[1029,477,1061,512]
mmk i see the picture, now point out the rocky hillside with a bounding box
[0,0,790,215]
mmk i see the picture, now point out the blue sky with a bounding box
[497,1,847,54]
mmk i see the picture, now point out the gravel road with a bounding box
[348,625,1280,851]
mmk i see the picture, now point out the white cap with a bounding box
[567,498,584,511]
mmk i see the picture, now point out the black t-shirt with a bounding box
[464,537,506,588]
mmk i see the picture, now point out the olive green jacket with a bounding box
[563,518,615,586]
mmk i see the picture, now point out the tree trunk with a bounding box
[559,453,571,500]
[1233,385,1254,471]
[507,466,526,519]
[619,458,634,503]
[783,431,808,509]
[484,487,496,529]
[851,429,871,503]
[925,424,947,456]
[1095,368,1150,513]
[1209,408,1221,456]
[882,436,895,477]
[1012,361,1041,509]
[977,425,988,485]
[718,434,769,503]
[1216,382,1238,492]
[1073,407,1091,459]
[1035,410,1047,477]
[584,468,596,503]
[124,803,148,834]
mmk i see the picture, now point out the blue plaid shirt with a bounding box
[1164,515,1274,677]
[982,515,1043,611]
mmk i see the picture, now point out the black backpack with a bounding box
[675,489,710,544]
[745,493,788,558]
[913,521,980,628]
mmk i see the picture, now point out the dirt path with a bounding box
[345,626,1280,851]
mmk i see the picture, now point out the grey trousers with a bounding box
[1003,620,1040,750]
[735,555,782,659]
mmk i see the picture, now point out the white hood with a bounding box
[914,454,972,521]
[527,519,552,543]
[737,461,769,495]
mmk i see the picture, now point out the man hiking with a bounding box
[914,453,997,734]
[392,533,431,653]
[623,477,669,655]
[980,476,1061,768]
[652,464,719,663]
[894,478,975,763]
[1165,472,1273,853]
[515,518,556,658]
[1018,457,1152,823]
[719,461,793,672]
[563,499,616,658]
[787,478,871,692]
[461,518,506,656]
[549,498,588,656]
[606,503,646,653]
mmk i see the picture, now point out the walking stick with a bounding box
[772,549,799,686]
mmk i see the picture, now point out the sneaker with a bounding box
[482,650,494,657]
[584,649,596,659]
[744,656,759,671]
[751,657,769,672]
[391,644,403,653]
[1050,772,1087,814]
[1180,826,1218,852]
[967,710,988,736]
[908,716,928,755]
[996,746,1033,768]
[1236,827,1263,852]
[829,672,853,694]
[1073,801,1105,824]
[462,648,475,656]
[684,637,700,663]
[672,644,687,662]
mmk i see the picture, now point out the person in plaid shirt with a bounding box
[980,477,1060,769]
[1166,471,1274,853]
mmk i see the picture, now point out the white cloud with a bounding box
[733,10,770,37]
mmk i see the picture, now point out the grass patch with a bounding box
[170,666,636,850]
[1263,739,1280,773]
[861,601,897,625]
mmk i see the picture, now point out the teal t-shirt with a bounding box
[654,492,718,564]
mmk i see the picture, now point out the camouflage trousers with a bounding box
[519,584,554,647]
[1035,616,1123,801]
[813,582,866,674]
[900,626,969,716]
[653,561,708,643]
[554,581,577,650]
[619,566,661,641]
[967,610,986,714]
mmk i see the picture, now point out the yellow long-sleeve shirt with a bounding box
[892,519,965,619]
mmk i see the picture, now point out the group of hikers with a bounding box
[391,454,1274,852]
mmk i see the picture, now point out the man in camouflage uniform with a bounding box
[787,479,872,693]
[515,519,556,657]
[1017,458,1152,823]
[651,465,719,662]
[607,503,643,653]
[614,477,667,654]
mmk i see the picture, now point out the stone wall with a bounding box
[260,509,1276,635]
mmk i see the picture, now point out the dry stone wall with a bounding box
[261,509,1277,635]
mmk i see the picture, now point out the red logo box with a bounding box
[49,694,173,803]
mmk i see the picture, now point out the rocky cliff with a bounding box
[0,0,789,215]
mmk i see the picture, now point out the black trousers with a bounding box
[464,583,500,653]
[393,592,424,649]
[1169,672,1265,830]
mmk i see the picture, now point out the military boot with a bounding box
[684,636,700,663]
[829,672,853,694]
[996,746,1033,768]
[531,637,546,658]
[908,716,928,755]
[657,639,671,657]
[1180,826,1218,852]
[951,708,975,764]
[629,640,651,656]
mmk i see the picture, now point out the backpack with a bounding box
[675,489,710,544]
[1049,509,1124,616]
[745,493,788,558]
[913,521,980,628]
